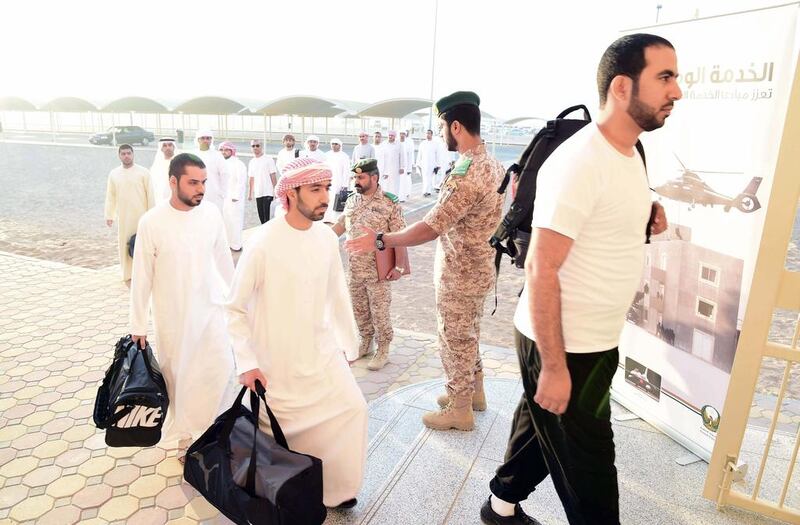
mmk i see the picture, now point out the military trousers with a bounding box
[489,329,620,524]
[436,290,484,398]
[348,277,393,345]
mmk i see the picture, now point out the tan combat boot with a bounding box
[422,394,475,431]
[358,337,374,358]
[366,343,389,370]
[436,370,487,411]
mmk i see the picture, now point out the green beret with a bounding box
[352,158,378,174]
[434,91,480,116]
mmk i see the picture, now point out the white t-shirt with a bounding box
[276,148,298,175]
[248,155,277,197]
[513,123,651,353]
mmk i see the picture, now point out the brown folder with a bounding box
[375,247,411,281]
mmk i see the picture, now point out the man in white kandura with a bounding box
[399,130,415,201]
[105,143,154,285]
[380,130,406,197]
[130,153,236,459]
[220,141,248,251]
[226,157,368,510]
[416,129,440,197]
[192,128,229,214]
[324,137,352,224]
[300,134,327,162]
[150,137,178,204]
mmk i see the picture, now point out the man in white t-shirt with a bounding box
[248,139,278,224]
[482,33,678,525]
[276,133,299,175]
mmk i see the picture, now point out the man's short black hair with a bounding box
[441,104,481,136]
[597,33,675,107]
[118,144,133,153]
[169,153,206,182]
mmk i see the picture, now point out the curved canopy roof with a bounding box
[356,98,433,118]
[0,96,37,111]
[101,97,170,113]
[40,97,99,112]
[173,96,247,115]
[254,96,365,117]
[504,116,546,125]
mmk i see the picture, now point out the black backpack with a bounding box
[489,104,650,271]
[93,335,169,447]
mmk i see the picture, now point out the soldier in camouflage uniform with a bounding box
[333,159,407,370]
[344,92,504,431]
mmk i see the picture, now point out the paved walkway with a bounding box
[0,249,793,524]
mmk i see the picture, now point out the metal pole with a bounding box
[428,0,439,131]
[656,4,662,23]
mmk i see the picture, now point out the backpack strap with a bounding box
[635,140,657,245]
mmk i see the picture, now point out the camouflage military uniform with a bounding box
[423,144,504,399]
[336,188,406,347]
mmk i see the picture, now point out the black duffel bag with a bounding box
[93,335,169,447]
[184,382,326,525]
[333,188,350,212]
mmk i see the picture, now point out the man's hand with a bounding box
[650,202,668,235]
[248,193,253,201]
[344,226,378,254]
[534,365,571,415]
[131,334,147,349]
[239,368,268,392]
[386,269,402,281]
[399,169,405,174]
[106,219,113,227]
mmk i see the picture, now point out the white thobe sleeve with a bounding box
[143,170,156,209]
[104,173,116,220]
[226,246,262,375]
[327,237,359,361]
[129,218,154,335]
[213,214,234,285]
[219,156,231,200]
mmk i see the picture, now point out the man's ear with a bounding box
[609,75,633,103]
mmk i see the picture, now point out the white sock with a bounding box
[490,494,516,517]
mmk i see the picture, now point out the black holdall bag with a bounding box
[93,335,169,447]
[184,381,326,525]
[489,104,651,271]
[333,188,351,212]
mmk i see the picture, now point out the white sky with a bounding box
[0,0,780,119]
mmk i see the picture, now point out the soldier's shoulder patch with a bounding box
[450,157,472,177]
[383,191,400,203]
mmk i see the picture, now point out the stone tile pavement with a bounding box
[0,251,520,524]
[0,247,795,524]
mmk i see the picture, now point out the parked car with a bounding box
[89,126,154,146]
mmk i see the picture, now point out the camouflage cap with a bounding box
[434,91,480,116]
[352,158,378,173]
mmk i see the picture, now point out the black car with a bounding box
[90,126,155,146]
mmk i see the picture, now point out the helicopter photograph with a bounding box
[654,155,763,213]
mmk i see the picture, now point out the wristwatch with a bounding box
[375,232,386,251]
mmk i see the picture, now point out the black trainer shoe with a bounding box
[480,496,541,525]
[334,498,357,509]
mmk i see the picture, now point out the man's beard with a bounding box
[355,181,371,194]
[445,132,457,152]
[178,188,202,207]
[297,195,327,221]
[627,83,669,132]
